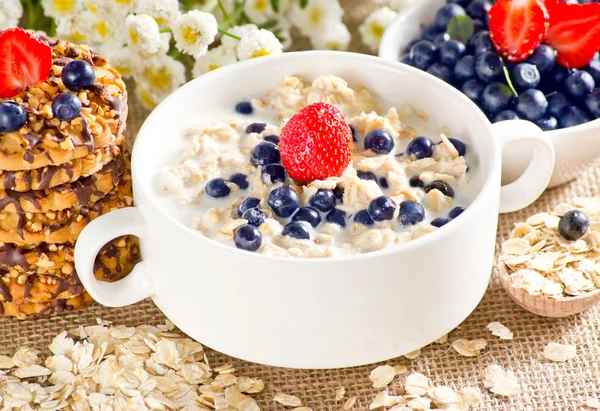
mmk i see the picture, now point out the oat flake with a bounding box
[584,398,600,409]
[483,364,520,397]
[274,392,303,407]
[487,322,514,340]
[543,342,577,362]
[344,396,358,410]
[451,339,488,357]
[370,364,396,388]
[335,386,346,401]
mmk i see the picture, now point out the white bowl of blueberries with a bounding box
[379,0,600,189]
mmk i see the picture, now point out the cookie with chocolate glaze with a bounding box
[0,177,133,246]
[0,292,94,319]
[0,38,127,171]
[0,153,126,214]
[0,143,120,192]
[0,235,140,305]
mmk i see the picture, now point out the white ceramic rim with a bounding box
[378,2,600,136]
[132,50,500,264]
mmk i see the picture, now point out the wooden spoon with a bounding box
[498,260,600,318]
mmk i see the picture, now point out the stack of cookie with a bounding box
[0,31,138,318]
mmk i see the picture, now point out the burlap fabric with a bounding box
[3,3,600,409]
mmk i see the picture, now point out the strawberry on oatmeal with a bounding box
[157,75,473,258]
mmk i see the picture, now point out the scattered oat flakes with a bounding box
[451,339,488,357]
[344,396,358,410]
[335,386,346,401]
[393,365,408,375]
[274,392,303,407]
[429,385,459,405]
[584,398,600,409]
[543,342,577,362]
[404,349,422,359]
[434,334,448,344]
[458,387,482,407]
[487,322,514,340]
[483,364,520,397]
[405,372,430,396]
[370,364,397,388]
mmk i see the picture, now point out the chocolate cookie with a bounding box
[0,292,94,319]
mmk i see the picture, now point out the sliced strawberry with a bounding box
[280,103,353,184]
[0,28,52,99]
[488,0,550,62]
[544,2,600,69]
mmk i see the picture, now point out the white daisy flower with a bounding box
[236,29,283,61]
[273,18,293,50]
[171,10,218,59]
[133,0,180,29]
[289,0,343,39]
[102,45,143,79]
[221,24,258,53]
[0,0,23,30]
[359,7,398,50]
[136,53,186,106]
[135,82,162,110]
[311,22,351,50]
[388,0,414,12]
[126,13,162,55]
[41,0,84,19]
[88,12,127,45]
[244,0,275,25]
[192,46,237,78]
[55,15,93,44]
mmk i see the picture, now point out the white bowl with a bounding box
[379,0,600,188]
[74,51,553,368]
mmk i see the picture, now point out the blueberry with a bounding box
[435,4,466,29]
[550,65,571,86]
[357,170,377,181]
[292,206,322,228]
[560,106,591,128]
[243,208,266,227]
[586,60,600,84]
[515,89,548,121]
[547,92,572,117]
[448,0,471,7]
[427,63,454,83]
[398,201,426,226]
[282,221,311,240]
[234,225,262,252]
[379,177,389,189]
[205,178,231,198]
[52,93,82,121]
[409,176,424,188]
[422,24,441,41]
[461,78,486,102]
[364,129,395,154]
[511,63,540,91]
[0,101,26,133]
[448,206,465,219]
[471,18,486,32]
[309,189,336,212]
[536,115,558,131]
[250,141,280,166]
[400,53,414,66]
[261,164,286,184]
[61,60,96,91]
[454,55,476,83]
[585,90,600,118]
[448,138,467,156]
[433,33,451,48]
[470,31,493,55]
[354,210,375,226]
[235,101,253,115]
[333,186,344,203]
[246,122,267,134]
[564,71,596,99]
[424,180,455,198]
[237,197,260,218]
[229,173,249,189]
[263,135,280,144]
[481,83,514,115]
[406,136,435,159]
[431,217,451,228]
[268,186,300,218]
[493,110,520,122]
[475,52,505,83]
[410,40,438,70]
[558,210,590,241]
[466,0,493,21]
[326,208,347,227]
[368,196,396,222]
[526,45,556,75]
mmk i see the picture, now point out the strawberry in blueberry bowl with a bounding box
[379,0,600,188]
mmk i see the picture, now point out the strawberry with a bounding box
[544,2,600,69]
[0,28,52,99]
[488,0,550,62]
[279,102,353,184]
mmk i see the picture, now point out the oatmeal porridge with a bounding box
[157,75,474,258]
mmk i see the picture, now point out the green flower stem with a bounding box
[503,66,519,98]
[217,0,233,28]
[160,28,172,33]
[200,0,219,13]
[24,0,35,29]
[218,0,247,29]
[218,28,241,40]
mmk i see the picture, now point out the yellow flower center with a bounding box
[146,67,172,90]
[70,31,86,42]
[115,0,131,4]
[53,0,76,13]
[96,22,109,38]
[139,89,157,108]
[208,64,220,71]
[326,41,340,51]
[252,49,271,58]
[255,0,268,11]
[182,27,200,45]
[129,29,139,45]
[87,2,98,13]
[154,17,166,27]
[115,65,131,76]
[310,8,321,25]
[370,23,384,39]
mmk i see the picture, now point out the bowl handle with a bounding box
[74,207,155,307]
[492,120,555,214]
